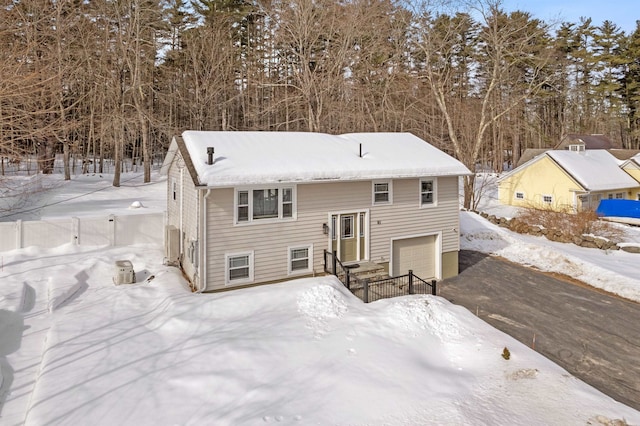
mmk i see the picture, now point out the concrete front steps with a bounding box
[344,261,389,283]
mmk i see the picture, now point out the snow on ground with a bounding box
[1,244,638,425]
[461,212,640,302]
[1,171,639,425]
[470,173,640,302]
[0,172,166,222]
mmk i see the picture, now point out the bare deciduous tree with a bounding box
[412,0,554,209]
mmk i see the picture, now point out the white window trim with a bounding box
[234,185,297,225]
[225,251,254,285]
[327,209,370,262]
[372,180,392,205]
[419,178,438,208]
[331,215,337,240]
[287,244,314,275]
[341,215,355,239]
[515,191,525,200]
[542,194,553,204]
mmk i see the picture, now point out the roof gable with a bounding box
[515,148,548,168]
[608,149,640,161]
[555,134,614,150]
[160,136,201,187]
[498,152,551,183]
[500,149,639,192]
[621,153,640,171]
[174,131,471,187]
[547,150,638,191]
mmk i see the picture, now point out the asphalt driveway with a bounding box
[440,250,640,411]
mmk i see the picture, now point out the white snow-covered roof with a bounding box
[618,152,640,170]
[547,150,638,191]
[177,131,470,187]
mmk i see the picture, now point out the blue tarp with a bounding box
[596,199,640,219]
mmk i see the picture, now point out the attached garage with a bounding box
[392,235,439,280]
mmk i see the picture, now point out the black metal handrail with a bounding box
[324,250,437,303]
[323,249,366,291]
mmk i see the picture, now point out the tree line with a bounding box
[1,0,639,208]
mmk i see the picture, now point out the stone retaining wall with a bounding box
[475,211,640,254]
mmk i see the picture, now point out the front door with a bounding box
[331,212,366,263]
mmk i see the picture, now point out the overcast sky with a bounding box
[499,0,638,34]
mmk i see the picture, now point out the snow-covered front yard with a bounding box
[1,172,639,425]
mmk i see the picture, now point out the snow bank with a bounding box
[460,211,640,302]
[20,271,639,425]
[381,296,465,340]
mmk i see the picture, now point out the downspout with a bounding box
[197,188,212,293]
[193,187,200,290]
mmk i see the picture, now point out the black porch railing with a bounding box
[322,249,366,291]
[323,250,437,303]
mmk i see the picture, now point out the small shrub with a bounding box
[516,208,622,242]
[502,347,511,360]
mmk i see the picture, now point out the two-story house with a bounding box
[162,131,470,292]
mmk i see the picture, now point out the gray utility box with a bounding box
[114,260,136,285]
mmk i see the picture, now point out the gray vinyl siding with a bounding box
[167,153,200,284]
[181,176,199,283]
[205,176,461,290]
[166,157,181,229]
[369,177,460,260]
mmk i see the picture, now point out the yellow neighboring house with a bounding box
[621,153,640,201]
[498,150,640,212]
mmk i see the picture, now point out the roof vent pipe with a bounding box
[207,147,214,165]
[359,143,362,158]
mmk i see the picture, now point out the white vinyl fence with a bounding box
[0,212,164,252]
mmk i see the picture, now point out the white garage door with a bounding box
[392,235,437,279]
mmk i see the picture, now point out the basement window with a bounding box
[288,245,313,275]
[543,195,553,204]
[225,252,254,285]
[515,192,525,200]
